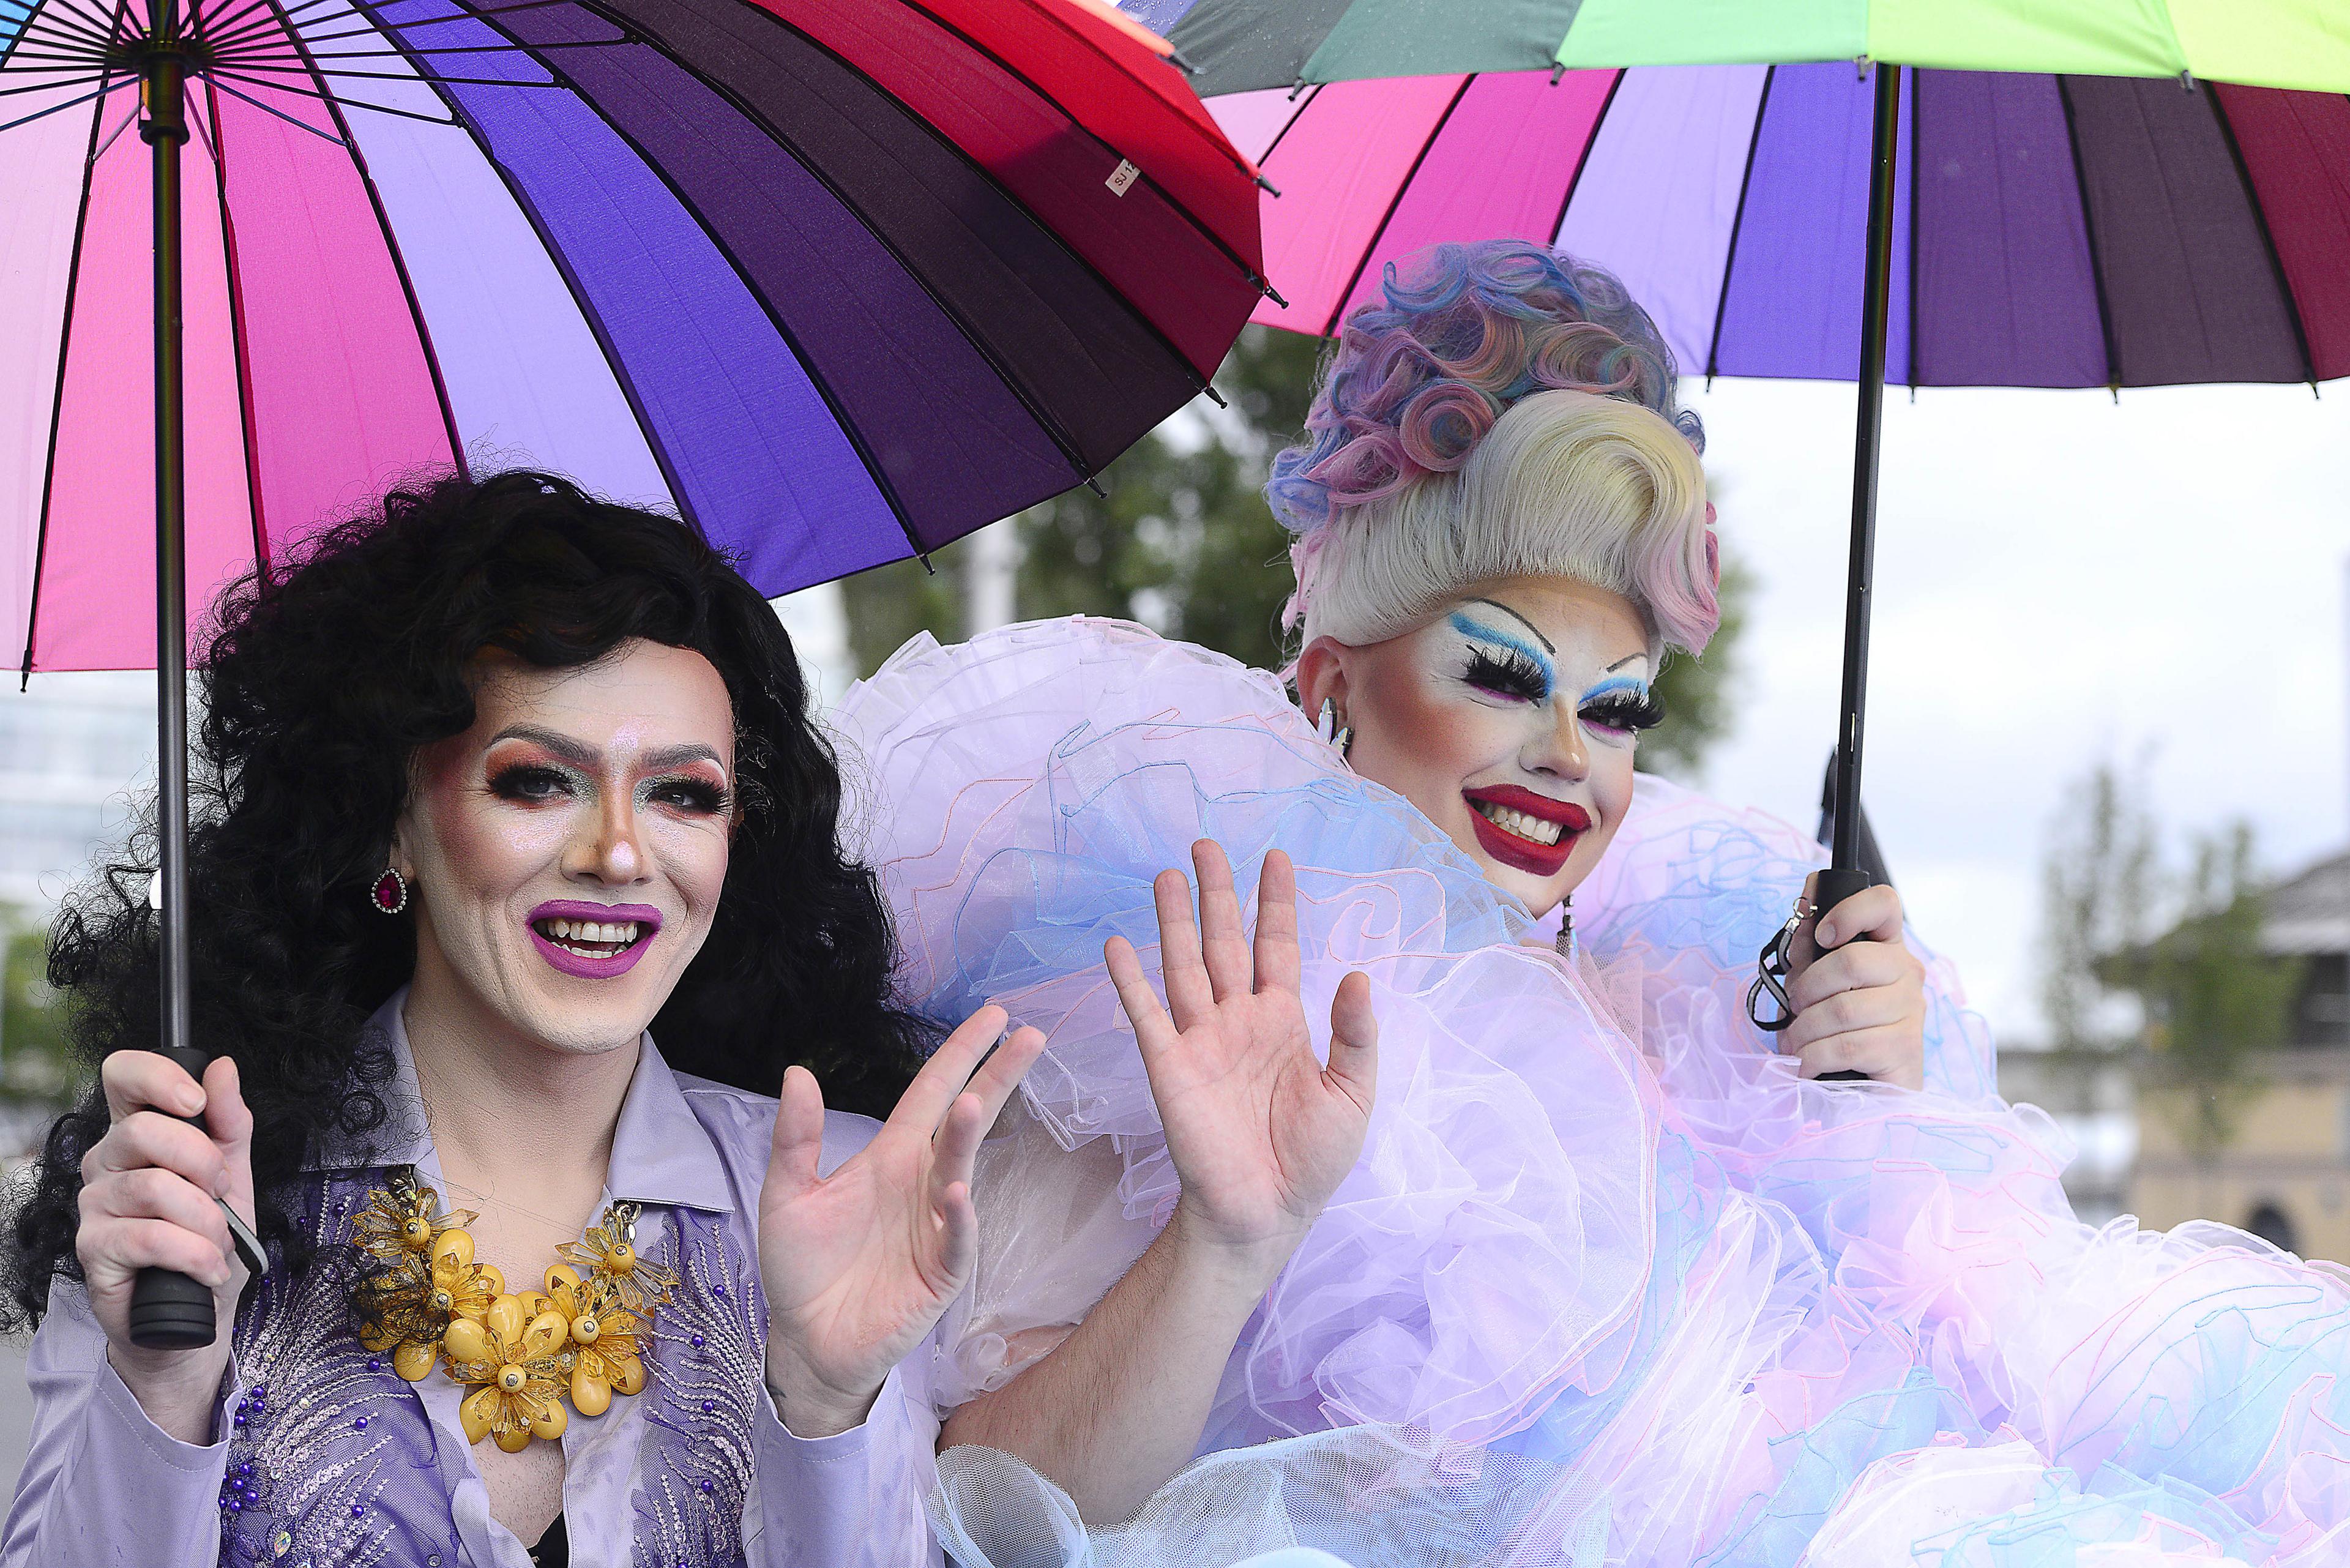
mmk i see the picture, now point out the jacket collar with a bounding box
[303,987,734,1215]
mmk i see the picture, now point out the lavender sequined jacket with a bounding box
[1,993,944,1568]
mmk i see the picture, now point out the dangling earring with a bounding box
[370,867,409,915]
[1316,698,1352,758]
[1554,895,1576,962]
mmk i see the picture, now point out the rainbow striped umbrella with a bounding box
[1209,67,2349,390]
[1,0,1269,675]
[0,0,1264,1350]
[1141,0,2349,928]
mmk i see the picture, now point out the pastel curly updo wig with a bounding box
[1270,241,1718,659]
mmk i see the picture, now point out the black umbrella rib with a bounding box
[1906,68,1922,390]
[200,78,275,578]
[1545,69,1623,253]
[326,0,708,539]
[20,0,126,51]
[17,59,110,687]
[288,1,591,49]
[0,78,128,127]
[239,37,633,60]
[205,69,354,138]
[892,0,1276,306]
[219,59,566,84]
[207,67,460,122]
[254,0,470,472]
[595,0,1104,494]
[1705,65,1774,383]
[2053,77,2125,391]
[2206,85,2319,390]
[10,8,124,61]
[196,0,352,54]
[404,0,933,559]
[1326,73,1470,338]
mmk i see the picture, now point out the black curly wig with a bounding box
[6,470,929,1324]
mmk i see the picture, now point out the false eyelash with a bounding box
[1581,688,1666,733]
[1463,644,1552,703]
[654,776,731,814]
[487,761,572,802]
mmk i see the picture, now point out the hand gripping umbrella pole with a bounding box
[127,34,220,1351]
[1747,62,1899,1062]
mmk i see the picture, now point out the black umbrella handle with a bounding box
[126,1044,220,1351]
[1808,866,1876,1083]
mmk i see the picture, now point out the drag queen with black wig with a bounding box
[1,472,1035,1568]
[837,242,2348,1564]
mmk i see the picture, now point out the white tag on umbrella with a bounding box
[1105,159,1140,196]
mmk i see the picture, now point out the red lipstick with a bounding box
[526,900,663,980]
[1461,786,1591,878]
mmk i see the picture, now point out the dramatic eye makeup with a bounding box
[486,756,580,804]
[1448,611,1556,703]
[1578,673,1665,734]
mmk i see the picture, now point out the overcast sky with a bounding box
[1679,376,2350,1046]
[13,379,2346,1052]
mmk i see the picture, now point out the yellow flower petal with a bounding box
[441,1318,492,1367]
[608,1353,646,1397]
[528,1398,567,1441]
[570,1366,611,1417]
[494,1426,533,1454]
[485,1294,526,1343]
[461,1386,501,1444]
[520,1310,567,1363]
[392,1341,438,1381]
[431,1228,474,1272]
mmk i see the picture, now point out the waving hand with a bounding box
[1105,842,1378,1270]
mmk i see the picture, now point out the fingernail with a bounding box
[214,1170,231,1198]
[1819,922,1837,946]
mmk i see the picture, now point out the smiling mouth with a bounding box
[1469,799,1565,847]
[531,916,649,959]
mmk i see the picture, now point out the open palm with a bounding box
[756,1006,1044,1436]
[1105,843,1379,1263]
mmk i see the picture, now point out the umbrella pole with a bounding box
[125,40,218,1351]
[1815,61,1902,919]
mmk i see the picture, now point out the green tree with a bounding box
[841,327,1748,774]
[2122,824,2300,1160]
[2039,760,2300,1164]
[1,913,74,1102]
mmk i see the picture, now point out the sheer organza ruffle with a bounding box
[834,618,2350,1567]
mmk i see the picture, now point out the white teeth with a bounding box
[540,916,645,949]
[1474,801,1566,846]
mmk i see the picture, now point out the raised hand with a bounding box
[76,1051,258,1442]
[757,1007,1045,1436]
[1783,872,1928,1089]
[1105,842,1378,1275]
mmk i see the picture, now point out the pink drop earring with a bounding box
[371,867,409,915]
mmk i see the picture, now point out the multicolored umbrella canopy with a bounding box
[1208,63,2350,389]
[0,0,1269,673]
[1141,0,2350,99]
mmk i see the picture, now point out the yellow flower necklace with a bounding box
[348,1169,677,1452]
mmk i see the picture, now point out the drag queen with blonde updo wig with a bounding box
[837,242,2350,1566]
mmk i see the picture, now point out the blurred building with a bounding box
[1,674,154,912]
[2129,847,2350,1261]
[1999,1045,2136,1225]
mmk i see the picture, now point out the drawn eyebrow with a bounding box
[643,742,726,774]
[1464,597,1556,654]
[489,728,726,777]
[1447,611,1557,684]
[488,725,595,764]
[1606,654,1646,673]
